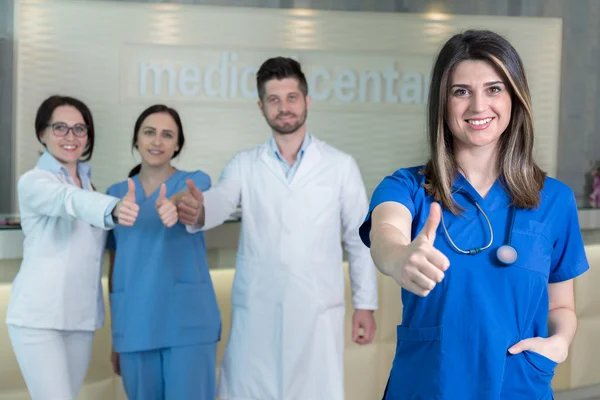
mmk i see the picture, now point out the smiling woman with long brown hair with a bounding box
[360,30,589,400]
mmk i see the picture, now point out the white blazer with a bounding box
[189,136,378,400]
[6,152,119,331]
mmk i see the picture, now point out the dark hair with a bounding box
[423,29,545,214]
[128,104,185,177]
[35,95,95,162]
[256,57,308,101]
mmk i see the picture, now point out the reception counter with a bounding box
[0,223,599,399]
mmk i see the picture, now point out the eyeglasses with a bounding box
[47,122,89,138]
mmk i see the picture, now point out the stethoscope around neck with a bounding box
[439,189,518,265]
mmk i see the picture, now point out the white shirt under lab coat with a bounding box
[5,152,120,331]
[188,136,378,400]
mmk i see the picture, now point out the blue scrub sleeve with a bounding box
[189,170,211,192]
[359,169,417,248]
[549,193,590,283]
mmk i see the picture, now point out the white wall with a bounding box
[13,2,562,199]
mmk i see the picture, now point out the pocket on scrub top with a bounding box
[109,292,125,337]
[510,228,552,277]
[523,350,558,374]
[503,349,556,398]
[173,283,212,328]
[385,325,444,399]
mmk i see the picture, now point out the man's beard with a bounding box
[265,110,307,135]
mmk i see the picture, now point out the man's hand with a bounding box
[176,179,205,226]
[352,309,376,345]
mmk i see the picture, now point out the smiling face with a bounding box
[446,59,512,151]
[38,105,89,166]
[135,112,180,168]
[258,78,310,135]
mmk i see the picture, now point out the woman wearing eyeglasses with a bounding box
[5,95,139,400]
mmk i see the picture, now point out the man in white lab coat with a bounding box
[183,57,378,400]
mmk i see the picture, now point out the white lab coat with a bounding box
[6,152,119,331]
[188,137,378,400]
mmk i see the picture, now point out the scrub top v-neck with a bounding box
[106,169,221,354]
[130,170,178,203]
[360,166,589,400]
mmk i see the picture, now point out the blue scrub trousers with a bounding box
[119,342,217,400]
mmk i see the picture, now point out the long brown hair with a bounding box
[422,29,546,214]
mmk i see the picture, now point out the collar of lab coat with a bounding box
[260,134,322,186]
[37,150,92,181]
[268,133,312,161]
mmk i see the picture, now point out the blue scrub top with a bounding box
[360,166,589,400]
[106,170,221,353]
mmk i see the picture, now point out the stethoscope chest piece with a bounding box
[496,244,518,265]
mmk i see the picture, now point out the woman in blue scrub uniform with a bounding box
[360,30,590,400]
[106,104,221,399]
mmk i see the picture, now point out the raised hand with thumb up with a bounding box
[155,183,178,228]
[113,178,140,227]
[176,179,205,226]
[391,202,450,297]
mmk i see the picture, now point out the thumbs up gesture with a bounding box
[155,184,178,228]
[176,179,205,226]
[393,202,450,297]
[113,178,140,227]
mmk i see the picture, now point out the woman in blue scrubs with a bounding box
[360,30,589,400]
[106,104,221,399]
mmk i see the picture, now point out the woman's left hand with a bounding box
[508,335,569,363]
[156,184,178,228]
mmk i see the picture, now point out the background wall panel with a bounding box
[2,0,599,210]
[12,2,562,204]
